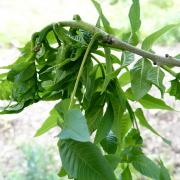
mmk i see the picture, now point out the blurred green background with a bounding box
[0,0,180,180]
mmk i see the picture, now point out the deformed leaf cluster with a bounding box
[0,0,179,179]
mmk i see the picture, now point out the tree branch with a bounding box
[50,20,180,67]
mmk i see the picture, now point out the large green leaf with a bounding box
[131,59,152,100]
[59,109,90,142]
[132,155,160,179]
[95,103,114,144]
[147,66,165,96]
[121,166,132,180]
[58,140,116,180]
[169,78,180,100]
[91,0,113,34]
[135,108,171,145]
[142,24,180,50]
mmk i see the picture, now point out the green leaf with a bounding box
[169,78,180,100]
[59,109,90,142]
[131,59,152,100]
[58,140,116,180]
[101,47,114,93]
[126,88,173,110]
[104,47,113,74]
[139,94,173,110]
[147,66,165,96]
[159,160,171,180]
[129,0,141,32]
[119,71,131,87]
[7,61,35,82]
[121,166,132,180]
[58,167,67,177]
[128,0,141,45]
[85,92,105,132]
[101,67,123,94]
[0,80,13,100]
[108,80,127,138]
[120,146,143,163]
[104,154,120,170]
[92,0,113,34]
[35,99,79,137]
[142,24,180,50]
[95,103,114,144]
[132,155,160,180]
[94,50,121,64]
[35,108,61,137]
[100,132,118,154]
[55,99,79,117]
[135,108,171,145]
[0,102,25,114]
[121,51,135,66]
[124,128,143,147]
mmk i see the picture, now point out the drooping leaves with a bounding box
[0,2,177,179]
[58,140,116,180]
